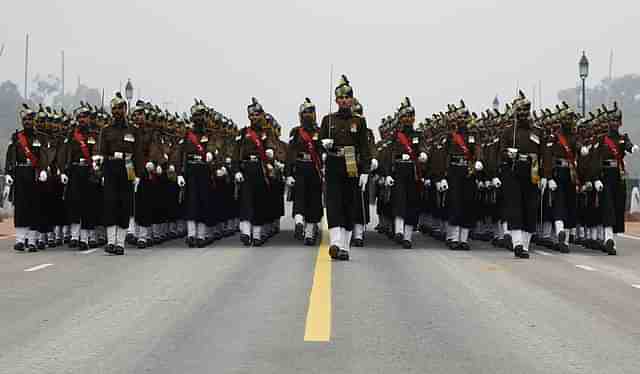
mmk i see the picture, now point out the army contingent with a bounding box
[3,76,637,260]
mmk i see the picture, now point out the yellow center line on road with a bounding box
[304,225,332,342]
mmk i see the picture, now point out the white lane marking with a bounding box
[575,264,597,272]
[79,249,97,254]
[618,234,640,241]
[535,250,554,256]
[632,284,640,289]
[24,263,54,272]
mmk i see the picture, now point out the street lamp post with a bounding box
[579,51,589,117]
[124,79,134,114]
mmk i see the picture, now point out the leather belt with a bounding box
[107,152,132,160]
[554,158,570,168]
[297,152,312,161]
[602,159,618,168]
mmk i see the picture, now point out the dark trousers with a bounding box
[184,163,210,223]
[292,160,324,223]
[447,165,476,228]
[502,163,539,233]
[600,168,626,233]
[325,155,359,231]
[238,161,269,225]
[68,165,100,229]
[103,159,133,228]
[391,162,420,226]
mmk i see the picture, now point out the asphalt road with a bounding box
[1,213,640,373]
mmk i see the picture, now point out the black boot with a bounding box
[352,238,364,247]
[69,239,79,248]
[79,241,89,251]
[104,244,116,254]
[304,237,315,246]
[401,240,412,249]
[459,242,471,251]
[338,249,350,261]
[186,236,196,248]
[137,239,147,249]
[14,242,25,251]
[114,246,125,255]
[329,245,340,259]
[294,223,304,240]
[604,239,617,255]
[240,234,251,247]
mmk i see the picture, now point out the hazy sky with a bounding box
[1,0,639,133]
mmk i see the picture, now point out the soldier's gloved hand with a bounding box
[435,180,442,191]
[401,153,410,161]
[235,172,245,183]
[206,152,214,162]
[385,176,395,187]
[492,177,502,188]
[38,170,48,183]
[168,165,176,173]
[477,180,485,190]
[539,178,548,191]
[548,179,558,191]
[581,146,590,156]
[286,176,295,187]
[275,160,285,170]
[440,179,449,192]
[370,158,379,171]
[101,177,105,186]
[216,168,226,177]
[133,177,140,193]
[60,174,69,185]
[322,153,327,162]
[425,179,432,188]
[359,174,369,191]
[475,161,484,171]
[156,165,163,175]
[265,149,275,159]
[5,175,14,186]
[177,175,186,187]
[595,180,604,192]
[321,139,334,150]
[507,147,518,159]
[145,161,154,172]
[419,152,428,162]
[632,145,639,154]
[2,185,10,201]
[225,157,232,164]
[585,181,593,191]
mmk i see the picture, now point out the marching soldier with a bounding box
[498,92,542,258]
[380,98,427,248]
[100,93,141,255]
[592,103,637,255]
[233,98,278,246]
[320,75,371,260]
[173,100,215,247]
[58,104,102,250]
[4,104,47,252]
[444,102,484,251]
[286,98,324,245]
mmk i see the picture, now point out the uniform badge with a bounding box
[124,134,135,142]
[87,137,96,145]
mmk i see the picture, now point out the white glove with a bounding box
[385,176,395,187]
[632,145,639,154]
[225,157,232,164]
[2,185,10,201]
[540,178,548,191]
[265,149,275,159]
[91,155,104,164]
[60,174,69,185]
[322,153,327,162]
[101,177,105,186]
[440,179,449,192]
[475,161,484,171]
[145,161,154,172]
[401,153,410,161]
[133,177,140,192]
[507,147,518,159]
[206,152,214,162]
[359,174,369,191]
[275,160,285,170]
[419,152,428,162]
[595,180,604,192]
[5,175,13,186]
[286,176,295,187]
[156,165,163,175]
[177,175,186,187]
[168,165,176,173]
[425,179,432,188]
[321,139,334,149]
[585,181,593,191]
[39,170,48,182]
[477,180,485,189]
[492,177,502,188]
[215,168,225,177]
[580,146,589,157]
[370,158,379,171]
[235,172,245,183]
[548,179,558,191]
